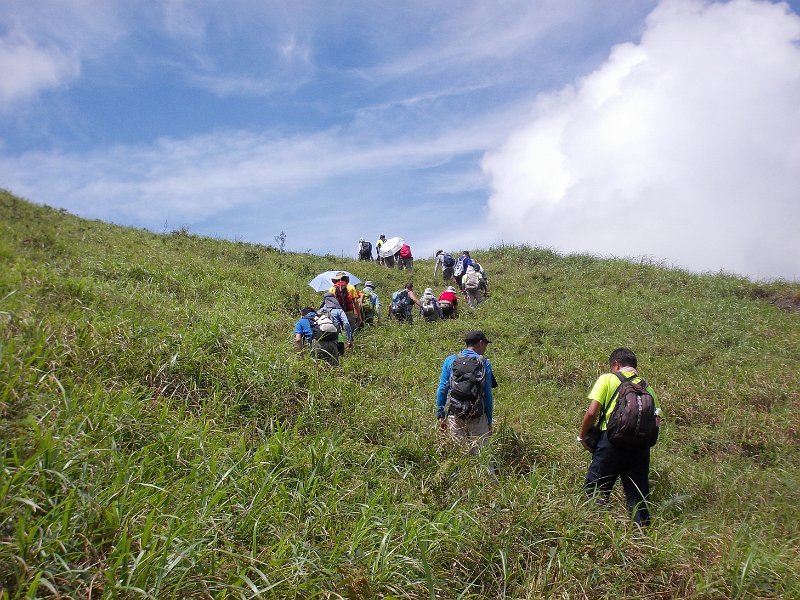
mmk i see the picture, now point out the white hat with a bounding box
[424,287,433,295]
[363,281,374,289]
[447,286,456,292]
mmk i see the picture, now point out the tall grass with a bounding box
[1,190,798,598]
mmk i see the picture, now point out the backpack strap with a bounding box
[597,371,636,428]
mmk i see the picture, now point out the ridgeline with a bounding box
[1,189,798,599]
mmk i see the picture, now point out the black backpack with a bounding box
[605,372,659,448]
[445,352,486,419]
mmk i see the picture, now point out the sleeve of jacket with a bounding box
[484,359,494,425]
[436,355,455,418]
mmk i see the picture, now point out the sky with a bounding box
[1,0,798,281]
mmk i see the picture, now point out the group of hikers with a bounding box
[292,252,662,527]
[357,235,414,270]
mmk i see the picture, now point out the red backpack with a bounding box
[399,244,412,259]
[333,281,354,312]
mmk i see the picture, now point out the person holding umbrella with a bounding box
[329,272,362,332]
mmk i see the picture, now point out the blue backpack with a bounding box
[390,289,410,315]
[443,253,455,268]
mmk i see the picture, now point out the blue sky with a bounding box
[1,0,798,280]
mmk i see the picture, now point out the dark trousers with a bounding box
[584,432,651,525]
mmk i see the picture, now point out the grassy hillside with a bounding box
[1,189,798,599]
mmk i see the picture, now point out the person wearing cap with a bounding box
[357,237,372,261]
[329,272,362,332]
[438,286,460,319]
[436,330,495,454]
[359,281,381,325]
[419,287,443,321]
[375,234,386,265]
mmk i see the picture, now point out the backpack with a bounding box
[420,294,436,318]
[308,310,338,341]
[333,281,354,313]
[359,290,375,317]
[398,244,412,259]
[390,289,410,315]
[464,271,480,290]
[454,257,465,277]
[605,372,659,448]
[442,253,455,268]
[359,240,371,255]
[446,352,486,419]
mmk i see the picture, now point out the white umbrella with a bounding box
[378,236,404,258]
[308,270,362,292]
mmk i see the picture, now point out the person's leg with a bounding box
[621,449,651,526]
[312,340,339,366]
[465,414,491,456]
[584,432,621,503]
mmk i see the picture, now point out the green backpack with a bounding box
[360,289,375,317]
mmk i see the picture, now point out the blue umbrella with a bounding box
[308,270,362,292]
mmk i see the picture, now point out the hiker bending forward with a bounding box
[436,330,494,454]
[578,347,661,526]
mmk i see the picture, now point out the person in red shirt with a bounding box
[438,286,459,319]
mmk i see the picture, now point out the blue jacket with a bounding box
[436,349,494,424]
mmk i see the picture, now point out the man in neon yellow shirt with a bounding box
[578,347,662,526]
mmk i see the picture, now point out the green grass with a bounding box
[1,189,799,599]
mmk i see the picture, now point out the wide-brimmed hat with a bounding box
[424,287,433,295]
[363,280,374,289]
[446,286,456,292]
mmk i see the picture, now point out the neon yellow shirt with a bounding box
[588,369,660,430]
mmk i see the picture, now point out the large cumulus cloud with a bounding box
[483,0,800,280]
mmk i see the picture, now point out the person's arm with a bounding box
[436,356,453,422]
[484,360,494,432]
[434,300,443,319]
[338,310,353,344]
[578,400,602,452]
[408,290,421,306]
[433,256,440,277]
[294,333,304,353]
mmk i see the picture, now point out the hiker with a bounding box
[397,243,413,271]
[419,287,443,322]
[453,251,474,289]
[438,286,459,319]
[375,234,386,265]
[472,260,489,296]
[357,238,372,261]
[462,266,485,309]
[578,348,662,526]
[293,301,352,366]
[329,272,362,332]
[436,330,495,455]
[359,281,381,325]
[389,282,421,324]
[434,250,456,284]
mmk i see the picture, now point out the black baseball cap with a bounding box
[465,330,491,345]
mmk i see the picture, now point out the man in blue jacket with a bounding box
[436,330,495,455]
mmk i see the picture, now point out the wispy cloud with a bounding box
[483,0,800,280]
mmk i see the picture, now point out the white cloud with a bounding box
[0,2,123,110]
[0,27,80,107]
[482,0,800,280]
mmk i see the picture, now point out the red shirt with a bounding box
[438,291,458,306]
